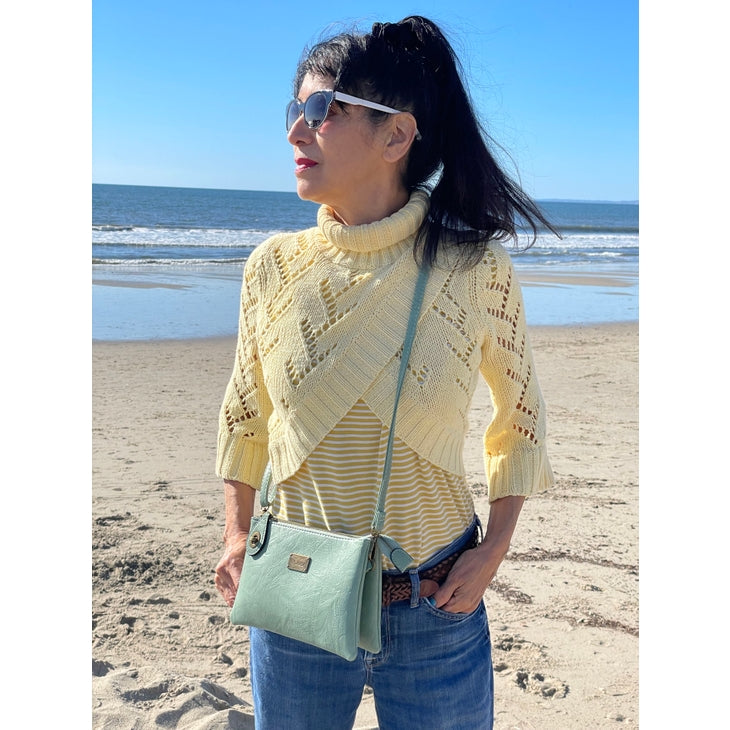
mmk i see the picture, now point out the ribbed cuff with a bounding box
[484,445,554,501]
[215,435,269,489]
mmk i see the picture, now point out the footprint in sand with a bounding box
[515,670,570,698]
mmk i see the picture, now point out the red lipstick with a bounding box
[295,157,318,174]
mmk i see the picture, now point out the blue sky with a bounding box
[92,0,638,202]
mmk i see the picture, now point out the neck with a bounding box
[317,189,430,261]
[331,183,410,226]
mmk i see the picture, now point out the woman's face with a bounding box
[287,73,397,224]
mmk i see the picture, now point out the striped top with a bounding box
[275,400,475,569]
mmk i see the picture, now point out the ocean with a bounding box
[92,184,638,341]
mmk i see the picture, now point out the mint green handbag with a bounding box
[230,265,428,661]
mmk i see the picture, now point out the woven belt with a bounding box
[381,528,480,606]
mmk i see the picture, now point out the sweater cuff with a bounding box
[484,445,554,502]
[215,435,269,489]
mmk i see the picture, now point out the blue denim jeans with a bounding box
[249,518,493,729]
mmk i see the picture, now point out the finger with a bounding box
[419,579,439,598]
[432,566,464,606]
[214,570,233,600]
[439,598,470,614]
[443,588,482,614]
[435,576,475,611]
[432,582,456,608]
[215,566,242,608]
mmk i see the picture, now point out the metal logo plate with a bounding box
[287,553,311,573]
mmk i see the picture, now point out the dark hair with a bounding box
[294,15,560,267]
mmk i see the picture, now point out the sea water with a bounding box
[92,184,638,340]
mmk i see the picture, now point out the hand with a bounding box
[431,542,503,614]
[214,533,248,607]
[433,496,525,613]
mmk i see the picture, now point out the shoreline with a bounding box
[92,263,639,340]
[92,319,639,345]
[92,267,636,289]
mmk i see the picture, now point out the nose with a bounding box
[286,110,313,145]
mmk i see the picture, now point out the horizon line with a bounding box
[92,181,639,205]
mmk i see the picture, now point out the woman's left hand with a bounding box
[430,542,504,613]
[431,495,525,613]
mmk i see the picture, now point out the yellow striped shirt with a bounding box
[275,399,475,569]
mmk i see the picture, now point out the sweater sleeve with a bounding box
[478,248,554,501]
[215,258,273,488]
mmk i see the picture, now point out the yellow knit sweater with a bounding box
[216,190,553,505]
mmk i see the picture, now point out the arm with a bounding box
[433,250,548,612]
[432,495,524,613]
[216,257,273,488]
[214,479,257,607]
[479,249,553,500]
[214,257,270,607]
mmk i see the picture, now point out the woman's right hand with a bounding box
[215,480,256,606]
[214,533,249,607]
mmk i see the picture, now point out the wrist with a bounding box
[476,533,511,561]
[223,529,249,548]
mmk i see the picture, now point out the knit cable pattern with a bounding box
[216,191,553,501]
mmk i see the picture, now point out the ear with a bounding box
[382,113,419,164]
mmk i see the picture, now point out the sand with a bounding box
[92,321,638,729]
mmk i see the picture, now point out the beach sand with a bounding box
[92,321,638,729]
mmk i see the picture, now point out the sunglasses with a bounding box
[286,90,422,139]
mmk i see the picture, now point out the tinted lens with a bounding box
[286,91,335,132]
[286,100,302,132]
[303,91,331,129]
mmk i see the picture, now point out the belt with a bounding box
[381,528,480,606]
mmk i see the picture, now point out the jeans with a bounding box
[249,518,494,729]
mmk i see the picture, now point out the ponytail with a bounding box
[294,16,560,267]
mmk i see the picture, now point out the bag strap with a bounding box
[259,264,430,532]
[369,263,428,536]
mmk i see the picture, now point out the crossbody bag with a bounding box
[230,264,429,660]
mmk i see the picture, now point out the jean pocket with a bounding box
[420,597,484,622]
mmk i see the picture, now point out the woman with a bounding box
[214,15,556,730]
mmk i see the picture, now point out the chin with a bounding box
[295,180,329,207]
[295,179,314,201]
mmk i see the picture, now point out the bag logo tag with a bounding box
[287,554,311,573]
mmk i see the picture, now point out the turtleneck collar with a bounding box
[315,190,430,268]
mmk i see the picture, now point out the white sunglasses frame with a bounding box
[287,89,422,140]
